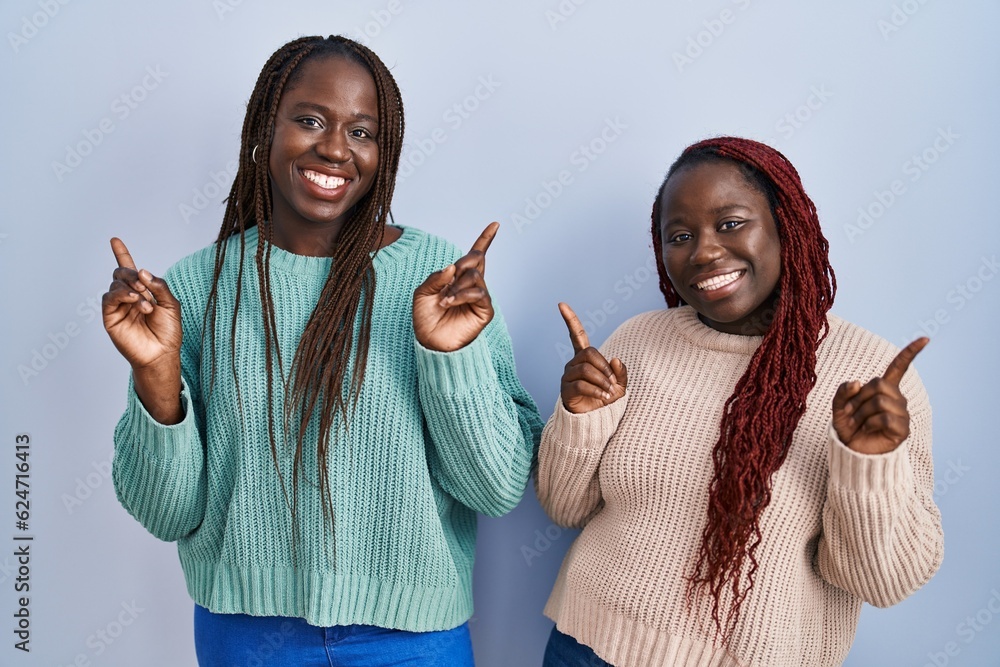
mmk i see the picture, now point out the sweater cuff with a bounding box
[546,392,629,451]
[117,377,197,461]
[827,424,914,494]
[414,334,496,396]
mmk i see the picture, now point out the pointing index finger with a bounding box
[559,302,590,353]
[883,337,929,386]
[110,237,138,270]
[469,221,500,256]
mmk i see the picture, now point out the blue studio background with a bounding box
[1,1,998,665]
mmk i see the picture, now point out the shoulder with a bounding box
[164,242,219,283]
[819,314,930,407]
[162,239,225,304]
[160,231,257,315]
[403,226,463,261]
[376,226,463,278]
[598,308,677,353]
[818,314,898,376]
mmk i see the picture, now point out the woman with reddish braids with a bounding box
[102,35,541,665]
[536,137,943,666]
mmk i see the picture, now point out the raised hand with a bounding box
[558,303,627,414]
[832,338,929,455]
[102,238,184,424]
[413,222,498,352]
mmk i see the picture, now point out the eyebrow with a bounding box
[662,204,753,229]
[709,204,752,215]
[290,102,378,123]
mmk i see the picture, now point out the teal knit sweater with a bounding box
[112,225,543,631]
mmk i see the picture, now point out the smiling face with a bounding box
[268,55,380,251]
[658,160,782,336]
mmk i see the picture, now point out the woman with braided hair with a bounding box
[537,137,943,666]
[102,35,541,665]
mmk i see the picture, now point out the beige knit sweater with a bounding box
[536,307,943,667]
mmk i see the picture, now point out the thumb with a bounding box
[415,264,456,297]
[610,358,628,390]
[831,380,860,441]
[138,269,178,307]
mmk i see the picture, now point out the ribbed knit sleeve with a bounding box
[111,254,210,543]
[535,395,628,529]
[416,309,543,517]
[112,377,206,541]
[816,370,943,607]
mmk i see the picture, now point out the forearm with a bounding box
[817,427,943,606]
[536,396,626,529]
[417,332,542,517]
[132,355,184,425]
[112,377,207,541]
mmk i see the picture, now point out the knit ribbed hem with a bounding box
[827,426,913,493]
[414,334,496,395]
[119,378,197,460]
[544,589,740,667]
[545,393,629,450]
[182,559,472,632]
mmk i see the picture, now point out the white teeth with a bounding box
[303,170,346,189]
[695,270,744,291]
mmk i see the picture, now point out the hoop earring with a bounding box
[252,145,259,164]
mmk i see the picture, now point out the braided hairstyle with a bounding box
[650,137,836,637]
[202,35,405,550]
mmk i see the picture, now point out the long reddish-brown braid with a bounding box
[202,35,405,553]
[650,137,837,638]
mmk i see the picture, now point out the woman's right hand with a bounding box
[102,238,182,367]
[102,238,184,424]
[558,303,627,414]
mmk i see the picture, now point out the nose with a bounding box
[316,129,350,162]
[690,233,725,266]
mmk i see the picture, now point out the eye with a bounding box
[296,117,322,129]
[720,219,745,231]
[350,127,374,139]
[667,231,692,244]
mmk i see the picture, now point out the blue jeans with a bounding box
[193,605,474,666]
[542,626,613,667]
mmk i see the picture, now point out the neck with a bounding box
[268,221,401,257]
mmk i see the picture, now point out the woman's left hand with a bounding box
[413,222,498,352]
[832,337,929,455]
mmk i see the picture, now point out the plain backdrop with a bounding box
[2,1,999,665]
